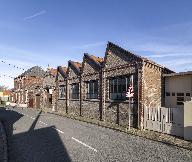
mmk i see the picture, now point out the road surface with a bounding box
[0,107,192,162]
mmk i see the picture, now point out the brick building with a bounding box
[53,42,172,128]
[102,42,172,128]
[81,53,103,120]
[13,66,46,108]
[42,68,57,110]
[55,66,68,112]
[67,61,82,116]
[13,42,172,129]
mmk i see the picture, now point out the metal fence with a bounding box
[144,107,184,137]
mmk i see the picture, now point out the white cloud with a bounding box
[24,10,46,21]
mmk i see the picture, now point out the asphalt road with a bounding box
[0,107,192,162]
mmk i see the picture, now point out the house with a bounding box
[42,68,57,110]
[81,53,103,120]
[67,61,82,116]
[55,66,68,112]
[13,66,46,108]
[0,90,11,104]
[144,71,192,138]
[163,71,192,108]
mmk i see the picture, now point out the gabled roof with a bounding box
[57,66,68,78]
[68,60,82,75]
[83,53,104,70]
[50,68,57,76]
[18,66,46,78]
[44,68,57,77]
[89,54,104,65]
[106,42,143,62]
[73,61,82,70]
[106,42,173,71]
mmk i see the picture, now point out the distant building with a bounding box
[164,71,192,108]
[13,66,46,108]
[0,90,11,103]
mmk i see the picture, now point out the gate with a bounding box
[144,107,184,137]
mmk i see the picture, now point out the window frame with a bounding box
[59,85,66,99]
[109,75,131,100]
[71,83,79,99]
[87,80,99,99]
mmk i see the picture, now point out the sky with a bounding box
[0,0,192,88]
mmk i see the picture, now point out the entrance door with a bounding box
[48,94,52,108]
[36,95,40,109]
[29,98,33,108]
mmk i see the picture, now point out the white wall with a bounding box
[165,75,192,108]
[184,101,192,141]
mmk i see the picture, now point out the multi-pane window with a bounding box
[59,85,66,99]
[71,83,79,99]
[87,80,98,99]
[109,76,131,100]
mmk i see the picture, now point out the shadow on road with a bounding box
[0,107,72,162]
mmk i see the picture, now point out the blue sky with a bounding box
[0,0,192,88]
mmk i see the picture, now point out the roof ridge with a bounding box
[107,41,173,70]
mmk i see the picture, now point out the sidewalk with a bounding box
[0,121,8,162]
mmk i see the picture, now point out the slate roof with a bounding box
[18,66,46,78]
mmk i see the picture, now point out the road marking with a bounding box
[19,112,64,134]
[18,110,97,152]
[72,137,98,152]
[55,128,64,134]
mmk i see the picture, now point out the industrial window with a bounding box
[166,92,170,96]
[177,97,184,105]
[87,80,98,99]
[71,83,79,99]
[177,93,184,96]
[109,75,131,100]
[186,93,191,96]
[59,85,66,99]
